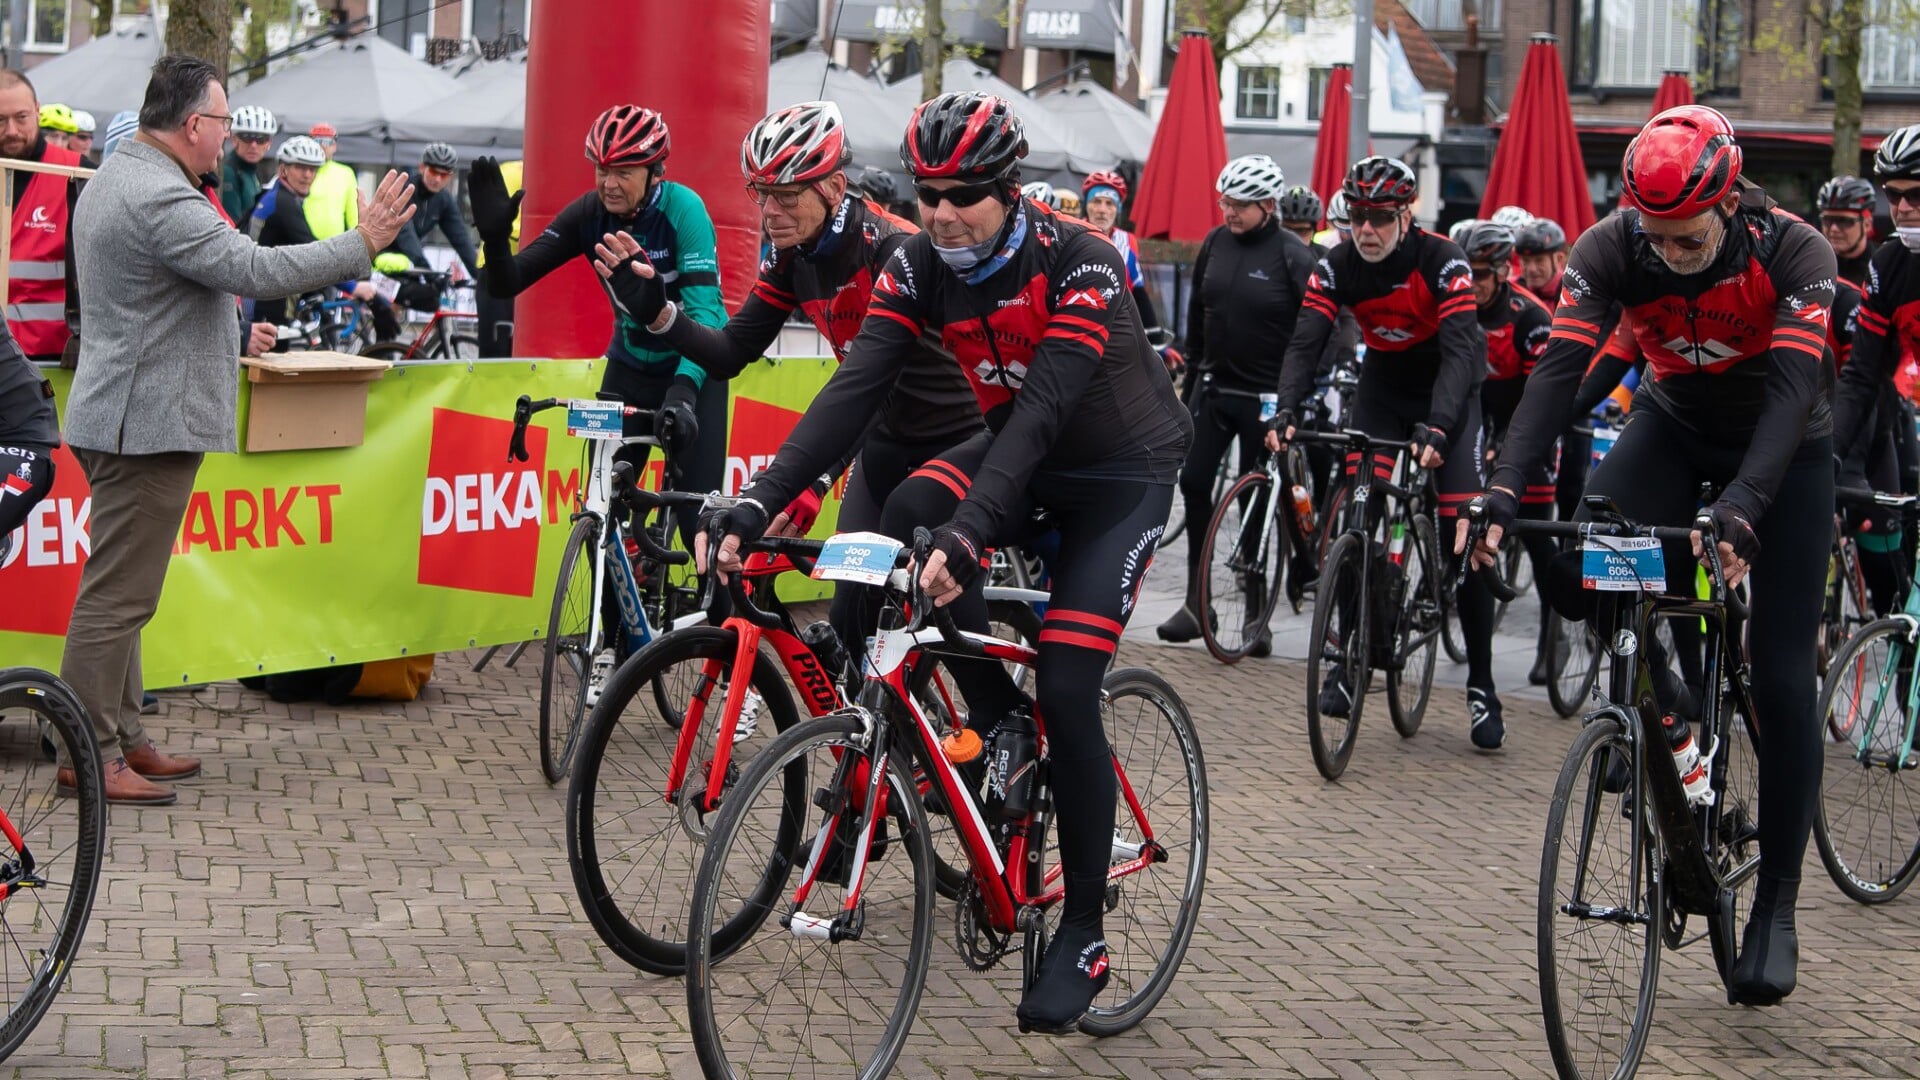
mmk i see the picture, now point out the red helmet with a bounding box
[1622,105,1742,220]
[1082,169,1128,203]
[586,105,670,169]
[900,91,1027,181]
[1342,156,1418,207]
[742,101,849,186]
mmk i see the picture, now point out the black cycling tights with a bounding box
[0,444,54,558]
[598,362,729,549]
[1582,407,1832,882]
[828,432,1024,725]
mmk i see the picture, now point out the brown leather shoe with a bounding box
[59,758,177,806]
[123,743,201,781]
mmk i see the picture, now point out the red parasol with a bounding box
[1649,71,1695,118]
[1309,64,1354,229]
[1133,30,1228,241]
[1479,34,1595,237]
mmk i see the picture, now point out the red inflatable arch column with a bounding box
[516,1,769,358]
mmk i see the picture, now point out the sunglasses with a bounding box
[747,183,811,208]
[1634,225,1715,252]
[423,164,454,179]
[1820,213,1866,229]
[1469,265,1497,281]
[1351,206,1401,229]
[916,181,999,209]
[1216,197,1257,212]
[1885,185,1920,209]
[235,134,271,146]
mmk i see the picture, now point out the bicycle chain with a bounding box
[954,879,1012,972]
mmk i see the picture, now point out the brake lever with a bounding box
[508,395,533,463]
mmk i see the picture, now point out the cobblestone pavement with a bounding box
[8,582,1920,1078]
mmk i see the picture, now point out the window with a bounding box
[1574,0,1698,89]
[469,0,528,42]
[1307,65,1332,122]
[1404,0,1502,32]
[1235,64,1282,120]
[1865,0,1920,90]
[1702,0,1740,93]
[26,0,67,52]
[376,0,435,56]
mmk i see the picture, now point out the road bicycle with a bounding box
[685,530,1207,1078]
[275,289,375,354]
[565,489,1045,975]
[1814,488,1920,904]
[1473,498,1761,1080]
[1292,429,1445,780]
[1192,443,1312,662]
[360,270,479,361]
[0,668,104,1062]
[508,395,703,783]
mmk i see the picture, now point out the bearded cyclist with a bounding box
[698,90,1191,1035]
[469,106,729,528]
[594,100,1023,729]
[1159,154,1317,650]
[1463,105,1837,1007]
[1268,156,1503,749]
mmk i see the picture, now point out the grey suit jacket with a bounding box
[62,138,372,455]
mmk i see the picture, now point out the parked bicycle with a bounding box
[360,270,479,361]
[275,289,375,354]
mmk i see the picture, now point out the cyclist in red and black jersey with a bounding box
[1515,217,1570,305]
[595,101,1017,722]
[1463,222,1560,683]
[698,91,1191,1035]
[1465,106,1837,1007]
[1268,156,1507,750]
[1819,174,1879,286]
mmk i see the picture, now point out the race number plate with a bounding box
[812,532,905,586]
[566,400,626,439]
[1581,536,1665,592]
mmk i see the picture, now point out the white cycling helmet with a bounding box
[1021,180,1061,210]
[1327,190,1351,229]
[1448,217,1484,244]
[741,100,849,186]
[233,105,279,138]
[276,135,325,167]
[1216,154,1286,202]
[72,110,95,135]
[1490,204,1534,230]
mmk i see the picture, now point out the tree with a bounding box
[1829,0,1867,179]
[1751,0,1893,178]
[82,0,112,38]
[166,0,233,69]
[237,0,301,81]
[922,0,944,99]
[1173,0,1332,80]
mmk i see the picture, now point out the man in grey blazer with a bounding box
[58,55,417,805]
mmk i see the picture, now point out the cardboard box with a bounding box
[241,352,392,452]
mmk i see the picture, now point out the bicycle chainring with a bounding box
[954,879,1012,972]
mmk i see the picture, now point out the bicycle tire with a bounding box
[688,714,935,1079]
[1386,514,1440,738]
[1439,577,1468,665]
[1706,692,1762,984]
[567,625,802,975]
[1547,614,1602,718]
[0,670,105,1063]
[447,333,480,359]
[1538,712,1661,1080]
[540,517,599,784]
[1306,533,1369,780]
[1196,472,1285,663]
[1815,617,1920,903]
[357,342,412,362]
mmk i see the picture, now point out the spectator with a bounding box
[386,141,480,311]
[302,121,400,339]
[247,135,327,329]
[37,102,75,149]
[473,157,520,357]
[58,54,415,805]
[101,110,138,158]
[0,74,82,363]
[69,110,95,164]
[220,104,277,224]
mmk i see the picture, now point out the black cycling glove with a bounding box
[604,249,668,326]
[656,376,700,457]
[1266,409,1296,440]
[699,497,770,555]
[1410,423,1448,461]
[929,523,986,592]
[468,157,523,242]
[1474,487,1520,540]
[1701,502,1762,567]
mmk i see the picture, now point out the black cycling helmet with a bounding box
[1875,124,1920,182]
[901,91,1028,183]
[421,142,457,170]
[1514,218,1567,254]
[1817,175,1876,213]
[1279,185,1323,224]
[849,165,899,205]
[1342,156,1417,207]
[1462,222,1516,264]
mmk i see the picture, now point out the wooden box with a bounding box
[241,351,392,452]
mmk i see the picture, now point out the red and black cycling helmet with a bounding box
[1082,168,1129,203]
[1874,124,1920,182]
[1817,175,1876,214]
[1621,105,1741,220]
[900,91,1027,183]
[1342,156,1417,207]
[586,105,671,169]
[741,101,849,186]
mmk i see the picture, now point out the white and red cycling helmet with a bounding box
[742,101,850,187]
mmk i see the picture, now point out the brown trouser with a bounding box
[58,448,202,761]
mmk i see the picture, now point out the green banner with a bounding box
[0,357,839,687]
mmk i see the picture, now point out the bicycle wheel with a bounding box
[447,333,480,359]
[1547,614,1603,719]
[540,517,601,783]
[1076,668,1209,1035]
[1306,533,1370,780]
[0,670,105,1062]
[1156,497,1187,550]
[1538,713,1662,1080]
[688,715,935,1080]
[1706,690,1762,983]
[1386,514,1440,738]
[1196,472,1284,663]
[357,342,412,362]
[567,626,801,975]
[1815,617,1920,903]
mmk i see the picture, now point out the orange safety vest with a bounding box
[8,143,80,357]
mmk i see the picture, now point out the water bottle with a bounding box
[985,708,1038,821]
[799,620,848,684]
[1258,392,1279,423]
[1289,483,1313,526]
[1663,712,1711,806]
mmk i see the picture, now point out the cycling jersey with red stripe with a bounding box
[1493,194,1837,524]
[1481,282,1552,381]
[1830,275,1863,371]
[1836,242,1920,436]
[656,194,982,447]
[741,200,1192,543]
[1275,226,1484,438]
